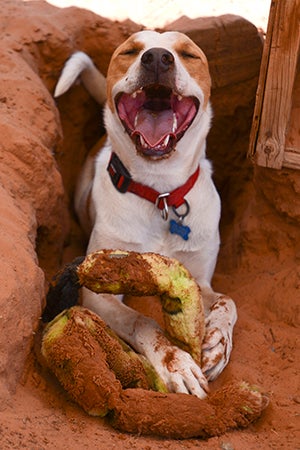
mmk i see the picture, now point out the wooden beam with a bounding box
[249,0,300,170]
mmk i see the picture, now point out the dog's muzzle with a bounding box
[116,48,200,159]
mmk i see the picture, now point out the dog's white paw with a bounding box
[134,321,208,398]
[132,315,209,398]
[149,344,209,398]
[201,295,237,381]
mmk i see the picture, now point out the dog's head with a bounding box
[105,30,211,162]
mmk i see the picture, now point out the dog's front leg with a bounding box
[201,290,237,381]
[82,289,208,398]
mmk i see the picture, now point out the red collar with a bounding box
[107,152,200,218]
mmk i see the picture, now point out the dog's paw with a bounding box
[150,344,209,398]
[137,324,208,398]
[201,295,237,381]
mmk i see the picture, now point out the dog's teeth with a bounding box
[131,89,143,99]
[172,113,177,132]
[163,135,170,147]
[177,94,183,101]
[134,112,139,127]
[140,135,147,148]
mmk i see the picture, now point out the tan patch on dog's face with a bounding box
[174,35,211,108]
[106,35,144,111]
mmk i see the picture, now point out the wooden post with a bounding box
[249,0,300,170]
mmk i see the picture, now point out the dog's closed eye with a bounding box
[180,51,201,60]
[120,48,140,56]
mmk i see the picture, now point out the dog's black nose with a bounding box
[141,47,174,73]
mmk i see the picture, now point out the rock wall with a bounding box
[0,1,64,400]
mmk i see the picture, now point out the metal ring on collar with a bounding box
[155,192,170,221]
[172,200,190,222]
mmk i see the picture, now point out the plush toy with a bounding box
[41,250,268,438]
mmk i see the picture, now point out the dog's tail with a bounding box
[54,51,107,105]
[42,256,85,323]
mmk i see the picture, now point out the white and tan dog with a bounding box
[55,30,237,399]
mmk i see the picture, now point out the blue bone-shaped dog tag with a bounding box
[169,219,191,241]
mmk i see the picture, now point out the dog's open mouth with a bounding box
[116,85,199,158]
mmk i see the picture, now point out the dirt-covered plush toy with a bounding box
[41,250,268,438]
[43,250,205,363]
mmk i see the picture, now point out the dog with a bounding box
[54,30,237,398]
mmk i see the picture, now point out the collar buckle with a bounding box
[107,152,131,193]
[155,192,170,221]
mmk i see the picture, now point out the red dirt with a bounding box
[0,1,299,449]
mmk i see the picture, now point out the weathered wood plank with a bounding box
[248,0,277,162]
[284,58,300,169]
[249,0,300,170]
[283,151,300,170]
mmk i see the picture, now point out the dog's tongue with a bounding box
[134,109,174,147]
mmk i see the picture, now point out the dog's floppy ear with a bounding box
[42,256,85,323]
